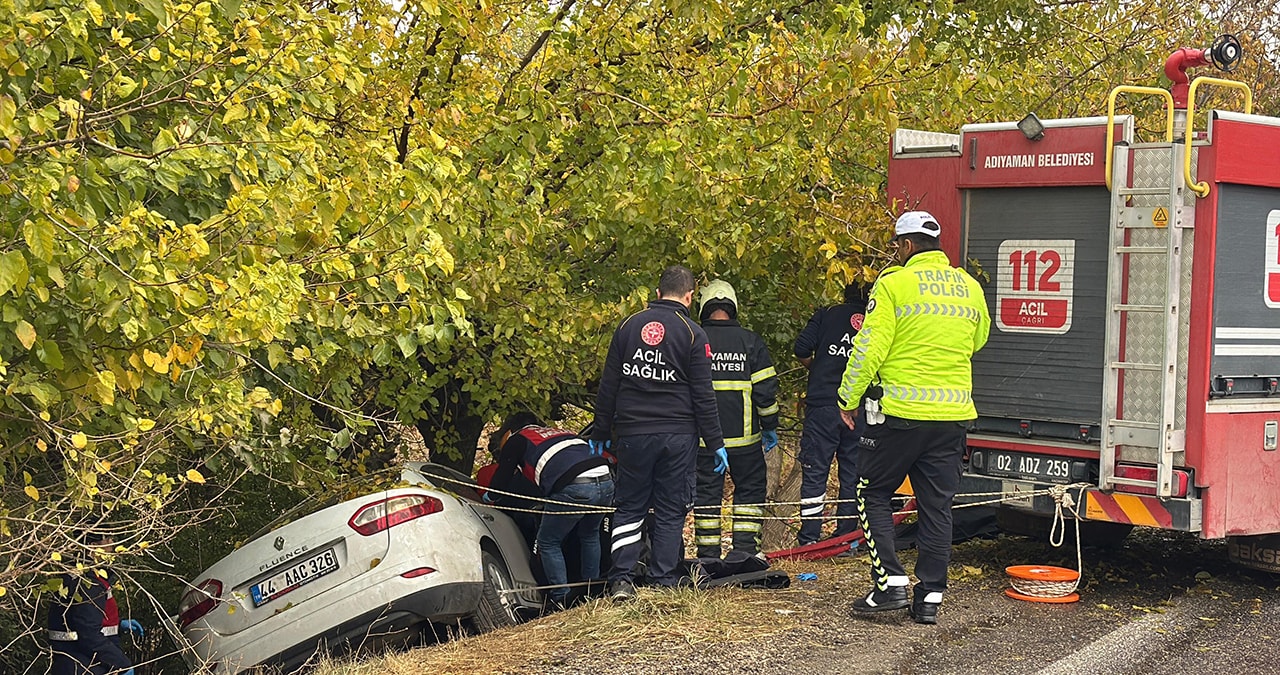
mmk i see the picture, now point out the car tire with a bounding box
[471,550,519,632]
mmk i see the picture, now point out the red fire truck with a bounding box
[888,37,1280,570]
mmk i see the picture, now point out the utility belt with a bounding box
[48,625,118,642]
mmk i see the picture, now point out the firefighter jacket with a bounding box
[47,568,132,675]
[701,318,779,453]
[793,299,868,407]
[593,299,725,451]
[837,250,991,421]
[491,426,610,497]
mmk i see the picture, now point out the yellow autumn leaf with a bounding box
[137,418,156,431]
[71,432,87,449]
[186,469,206,484]
[51,551,61,561]
[23,485,39,501]
[0,586,7,597]
[15,320,36,350]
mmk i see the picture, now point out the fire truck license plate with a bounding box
[986,450,1073,484]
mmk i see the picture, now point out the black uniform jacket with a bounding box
[593,298,725,450]
[701,318,779,453]
[490,426,610,497]
[48,569,131,675]
[793,299,868,407]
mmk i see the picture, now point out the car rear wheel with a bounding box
[471,550,519,632]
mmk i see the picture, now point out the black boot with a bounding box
[850,585,909,614]
[910,592,941,624]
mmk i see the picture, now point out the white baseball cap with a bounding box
[894,211,941,238]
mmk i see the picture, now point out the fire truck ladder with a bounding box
[1101,87,1181,497]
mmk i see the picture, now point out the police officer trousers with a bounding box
[693,445,767,558]
[855,416,965,598]
[608,433,697,586]
[798,404,863,545]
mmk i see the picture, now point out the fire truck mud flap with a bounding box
[1228,535,1280,574]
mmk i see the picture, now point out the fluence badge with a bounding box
[851,313,865,331]
[641,321,666,346]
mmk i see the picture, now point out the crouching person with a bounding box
[488,412,615,610]
[48,528,142,675]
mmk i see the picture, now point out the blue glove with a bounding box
[713,447,729,474]
[482,492,496,504]
[122,670,135,675]
[588,439,611,456]
[120,619,144,637]
[762,430,779,452]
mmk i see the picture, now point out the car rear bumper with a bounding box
[255,580,484,673]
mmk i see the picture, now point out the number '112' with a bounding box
[1009,250,1062,292]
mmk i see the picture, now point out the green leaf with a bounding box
[0,251,29,296]
[23,219,55,263]
[396,333,417,358]
[222,104,249,125]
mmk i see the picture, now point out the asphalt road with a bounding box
[540,527,1280,675]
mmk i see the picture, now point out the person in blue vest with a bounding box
[487,412,614,609]
[591,265,725,601]
[793,281,872,552]
[48,529,143,675]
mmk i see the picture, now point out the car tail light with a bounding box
[177,579,223,629]
[348,494,443,536]
[1115,464,1190,497]
[400,567,437,579]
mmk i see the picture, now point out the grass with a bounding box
[309,583,805,675]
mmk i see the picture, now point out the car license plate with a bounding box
[985,450,1074,484]
[250,548,339,607]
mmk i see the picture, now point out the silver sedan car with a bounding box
[175,462,541,673]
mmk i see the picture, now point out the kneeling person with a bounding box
[489,413,614,608]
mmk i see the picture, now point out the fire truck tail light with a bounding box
[1114,464,1190,498]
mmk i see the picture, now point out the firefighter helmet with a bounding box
[698,279,738,321]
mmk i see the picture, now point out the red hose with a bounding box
[767,498,918,561]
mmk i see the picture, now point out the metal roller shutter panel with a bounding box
[965,186,1111,427]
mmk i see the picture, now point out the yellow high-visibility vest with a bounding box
[838,250,991,421]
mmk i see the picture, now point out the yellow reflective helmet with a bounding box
[698,279,738,321]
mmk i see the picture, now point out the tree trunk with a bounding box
[417,410,485,476]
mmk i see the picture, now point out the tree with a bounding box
[3,0,1273,668]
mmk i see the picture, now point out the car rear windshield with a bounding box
[244,469,412,544]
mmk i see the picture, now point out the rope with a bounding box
[1008,484,1086,599]
[420,468,1075,517]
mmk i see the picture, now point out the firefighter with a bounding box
[839,211,990,624]
[592,265,725,601]
[692,280,779,560]
[487,412,614,610]
[793,281,872,551]
[48,529,142,675]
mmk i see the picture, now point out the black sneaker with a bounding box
[609,579,636,602]
[910,596,941,624]
[850,585,909,614]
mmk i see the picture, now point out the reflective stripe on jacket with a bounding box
[701,318,779,451]
[837,250,991,421]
